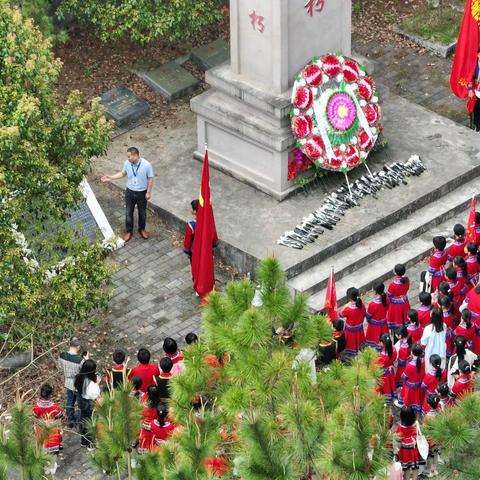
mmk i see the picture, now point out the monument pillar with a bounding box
[191,0,352,200]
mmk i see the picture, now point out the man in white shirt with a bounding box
[101,146,154,242]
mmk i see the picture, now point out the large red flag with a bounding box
[192,148,218,299]
[323,267,338,322]
[466,194,477,243]
[450,0,480,99]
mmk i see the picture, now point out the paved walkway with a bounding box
[54,181,229,479]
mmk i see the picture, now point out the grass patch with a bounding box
[401,3,462,45]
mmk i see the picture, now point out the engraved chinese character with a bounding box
[304,0,325,17]
[249,10,265,33]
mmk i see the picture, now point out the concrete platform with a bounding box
[91,93,480,282]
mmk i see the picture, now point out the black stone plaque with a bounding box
[140,61,199,101]
[100,85,150,127]
[191,39,230,71]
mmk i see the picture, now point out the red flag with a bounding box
[323,267,338,322]
[192,149,218,299]
[466,194,477,243]
[450,0,480,99]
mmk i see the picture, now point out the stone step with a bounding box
[287,178,479,297]
[306,206,473,312]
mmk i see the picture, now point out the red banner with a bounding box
[192,149,218,299]
[466,195,477,243]
[450,0,480,98]
[323,267,339,322]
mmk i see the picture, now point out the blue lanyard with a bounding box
[131,161,141,177]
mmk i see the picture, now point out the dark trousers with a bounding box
[66,388,78,427]
[474,98,480,131]
[125,188,147,232]
[78,397,94,447]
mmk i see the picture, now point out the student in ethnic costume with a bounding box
[375,333,397,402]
[394,406,425,479]
[417,292,433,329]
[365,283,389,351]
[138,385,161,454]
[465,242,479,290]
[453,309,475,351]
[395,325,412,389]
[406,310,423,345]
[398,344,425,414]
[428,236,448,293]
[447,224,467,261]
[340,287,366,358]
[421,354,446,415]
[450,360,476,401]
[453,256,468,291]
[387,264,410,331]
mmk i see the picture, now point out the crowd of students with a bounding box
[32,334,200,474]
[30,220,480,479]
[321,221,480,479]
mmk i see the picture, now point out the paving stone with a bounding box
[100,85,150,127]
[139,62,200,101]
[191,38,230,71]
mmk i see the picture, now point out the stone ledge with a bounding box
[191,89,294,152]
[394,27,456,58]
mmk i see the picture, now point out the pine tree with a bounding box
[423,393,480,479]
[0,394,51,480]
[88,382,143,479]
[165,257,390,480]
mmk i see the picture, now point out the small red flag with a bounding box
[323,267,338,322]
[450,0,480,99]
[192,148,218,299]
[466,194,477,243]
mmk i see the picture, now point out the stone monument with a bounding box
[191,0,352,200]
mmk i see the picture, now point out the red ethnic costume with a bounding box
[340,302,366,358]
[421,369,446,414]
[396,423,425,471]
[138,404,158,454]
[447,238,467,261]
[395,340,411,389]
[451,373,475,400]
[428,250,448,293]
[32,400,63,454]
[417,305,432,329]
[386,277,410,330]
[398,358,426,413]
[365,296,389,351]
[375,347,397,401]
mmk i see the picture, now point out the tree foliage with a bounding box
[0,1,113,348]
[423,393,480,480]
[58,0,226,45]
[0,395,51,480]
[163,257,391,480]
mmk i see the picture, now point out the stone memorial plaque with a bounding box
[140,61,200,101]
[100,85,150,127]
[191,39,230,71]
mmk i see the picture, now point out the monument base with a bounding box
[191,64,294,200]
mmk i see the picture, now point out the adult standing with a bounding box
[421,308,447,371]
[101,147,154,242]
[57,338,85,428]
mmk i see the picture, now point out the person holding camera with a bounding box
[74,359,102,450]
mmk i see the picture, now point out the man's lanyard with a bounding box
[131,161,141,177]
